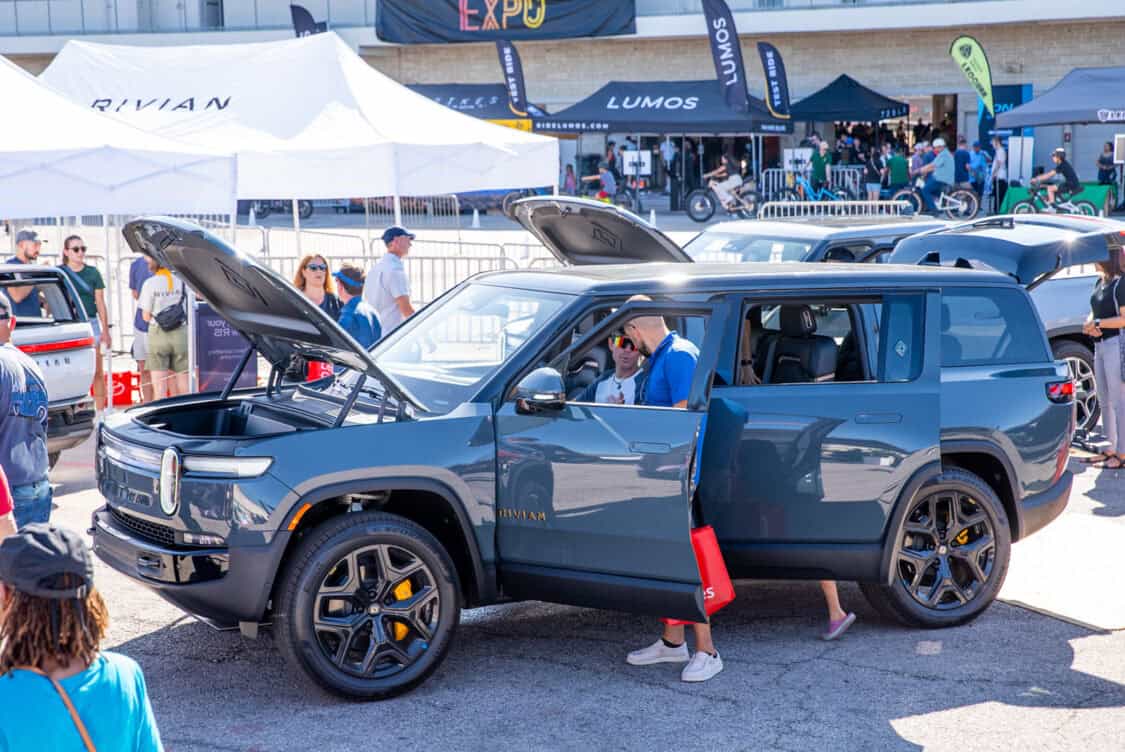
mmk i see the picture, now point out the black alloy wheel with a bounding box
[275,512,461,699]
[861,468,1010,628]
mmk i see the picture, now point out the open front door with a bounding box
[494,301,726,622]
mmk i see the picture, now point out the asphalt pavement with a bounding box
[47,438,1125,752]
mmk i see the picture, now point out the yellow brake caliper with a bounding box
[392,580,412,640]
[955,529,970,546]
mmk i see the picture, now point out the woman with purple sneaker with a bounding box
[820,581,856,640]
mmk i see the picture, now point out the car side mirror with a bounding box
[513,367,566,414]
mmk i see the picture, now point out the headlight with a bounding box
[181,456,273,478]
[159,447,181,516]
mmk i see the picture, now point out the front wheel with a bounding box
[860,468,1010,629]
[891,188,922,215]
[685,189,716,222]
[1011,199,1039,215]
[944,189,980,220]
[275,511,461,700]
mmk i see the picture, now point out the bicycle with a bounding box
[891,177,979,219]
[1011,183,1097,216]
[780,173,856,203]
[685,178,763,222]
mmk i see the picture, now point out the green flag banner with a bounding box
[950,35,995,116]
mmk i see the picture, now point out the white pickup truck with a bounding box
[1,263,97,469]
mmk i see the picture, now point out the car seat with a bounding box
[762,305,838,384]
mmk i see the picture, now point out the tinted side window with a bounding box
[878,294,924,382]
[941,287,1048,367]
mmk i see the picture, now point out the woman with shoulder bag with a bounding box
[137,257,188,400]
[1082,247,1125,469]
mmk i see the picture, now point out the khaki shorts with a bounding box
[146,324,188,372]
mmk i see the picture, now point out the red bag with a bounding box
[306,360,334,381]
[662,525,735,625]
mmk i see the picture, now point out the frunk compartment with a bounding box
[135,400,316,438]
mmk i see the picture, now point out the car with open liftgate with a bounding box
[91,204,1075,699]
[2,264,97,468]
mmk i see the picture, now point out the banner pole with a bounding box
[393,193,403,226]
[292,199,302,257]
[102,214,115,415]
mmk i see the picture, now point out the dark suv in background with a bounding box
[92,207,1074,700]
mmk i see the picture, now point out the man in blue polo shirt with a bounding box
[621,295,723,683]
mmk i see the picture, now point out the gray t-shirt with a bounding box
[0,343,49,488]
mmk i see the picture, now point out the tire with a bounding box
[891,188,922,215]
[860,468,1011,629]
[297,200,314,220]
[944,189,980,220]
[253,201,272,219]
[1011,200,1039,215]
[274,511,461,700]
[779,188,801,202]
[736,190,762,219]
[48,452,60,470]
[685,189,716,222]
[1072,200,1098,217]
[1052,339,1099,434]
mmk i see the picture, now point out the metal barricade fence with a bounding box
[375,237,506,259]
[758,166,864,200]
[266,228,367,259]
[757,200,912,220]
[360,195,462,228]
[405,256,519,304]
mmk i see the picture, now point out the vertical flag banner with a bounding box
[290,5,327,37]
[950,35,994,116]
[700,0,749,112]
[495,40,529,117]
[756,42,791,119]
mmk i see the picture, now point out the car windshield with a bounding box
[683,232,813,263]
[358,283,572,414]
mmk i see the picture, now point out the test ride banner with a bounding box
[376,0,636,44]
[496,40,529,116]
[756,42,791,120]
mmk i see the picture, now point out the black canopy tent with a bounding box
[532,79,792,134]
[407,83,549,120]
[790,74,909,123]
[996,65,1125,128]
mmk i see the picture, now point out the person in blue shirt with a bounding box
[0,523,163,751]
[333,264,381,350]
[953,135,972,186]
[619,296,724,683]
[917,138,955,215]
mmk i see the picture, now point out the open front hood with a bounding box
[510,196,692,266]
[889,216,1125,287]
[123,217,409,402]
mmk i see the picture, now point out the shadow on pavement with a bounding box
[111,581,1125,751]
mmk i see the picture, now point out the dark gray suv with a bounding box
[92,208,1074,699]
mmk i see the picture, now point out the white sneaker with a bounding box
[681,650,723,682]
[626,639,689,666]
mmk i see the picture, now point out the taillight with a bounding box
[1046,380,1074,403]
[17,336,95,355]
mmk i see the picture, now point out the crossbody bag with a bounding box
[153,284,187,332]
[15,665,97,751]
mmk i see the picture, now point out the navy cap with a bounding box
[0,523,94,600]
[15,228,43,244]
[382,226,415,244]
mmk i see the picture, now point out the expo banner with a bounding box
[376,0,636,44]
[950,35,995,117]
[700,0,749,112]
[195,303,257,392]
[756,42,791,120]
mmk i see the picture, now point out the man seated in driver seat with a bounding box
[578,333,644,404]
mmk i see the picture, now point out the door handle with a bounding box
[630,441,671,454]
[854,412,902,424]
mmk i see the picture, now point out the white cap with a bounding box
[933,138,946,148]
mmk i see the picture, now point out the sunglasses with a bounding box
[305,263,328,272]
[67,246,88,253]
[608,335,636,352]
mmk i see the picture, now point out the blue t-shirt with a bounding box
[931,149,955,184]
[953,148,971,183]
[129,257,153,334]
[0,651,163,752]
[0,343,48,488]
[3,257,44,319]
[338,296,382,350]
[641,332,699,408]
[600,171,617,196]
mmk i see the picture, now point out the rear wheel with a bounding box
[944,189,980,220]
[891,188,922,215]
[1011,199,1039,214]
[861,468,1010,629]
[252,201,272,219]
[1052,339,1099,433]
[736,190,762,219]
[685,189,716,222]
[275,511,461,700]
[1072,200,1098,217]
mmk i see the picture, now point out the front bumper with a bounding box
[1017,470,1072,540]
[91,505,289,628]
[47,396,96,455]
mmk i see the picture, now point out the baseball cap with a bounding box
[0,293,11,319]
[15,228,43,244]
[914,143,924,151]
[382,225,415,244]
[0,523,94,599]
[933,138,946,148]
[1053,147,1067,158]
[972,140,981,147]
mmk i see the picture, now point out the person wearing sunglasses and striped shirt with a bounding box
[577,334,644,404]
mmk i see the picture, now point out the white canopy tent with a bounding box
[0,54,235,217]
[41,33,560,225]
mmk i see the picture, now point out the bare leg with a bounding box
[150,370,170,401]
[173,371,190,397]
[92,351,106,411]
[819,580,847,622]
[692,622,716,655]
[137,360,154,404]
[662,622,685,646]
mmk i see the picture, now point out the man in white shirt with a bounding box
[579,334,643,404]
[363,226,415,335]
